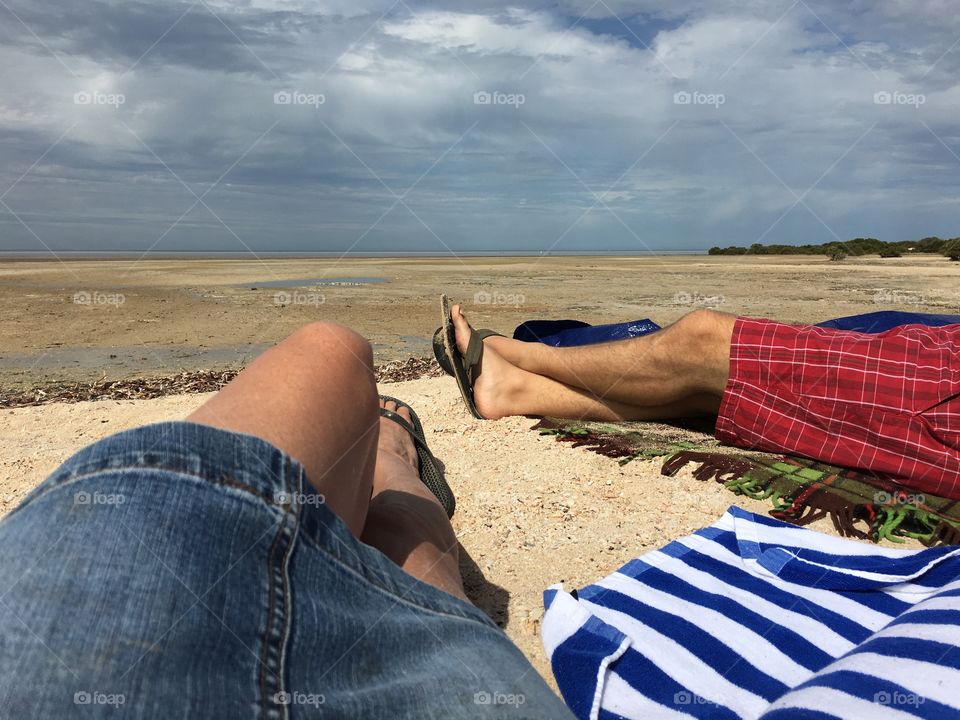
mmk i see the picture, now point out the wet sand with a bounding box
[1,254,957,389]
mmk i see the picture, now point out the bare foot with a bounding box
[449,305,528,420]
[360,399,467,600]
[374,398,419,474]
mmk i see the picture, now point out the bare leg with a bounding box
[459,342,719,420]
[187,322,380,536]
[187,325,467,597]
[483,308,735,402]
[450,306,735,419]
[361,399,466,600]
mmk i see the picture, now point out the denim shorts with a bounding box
[0,422,573,719]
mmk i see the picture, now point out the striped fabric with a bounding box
[541,506,960,720]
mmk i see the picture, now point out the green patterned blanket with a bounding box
[535,418,960,547]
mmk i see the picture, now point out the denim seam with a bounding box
[299,533,499,630]
[259,507,297,720]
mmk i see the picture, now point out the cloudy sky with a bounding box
[0,0,958,254]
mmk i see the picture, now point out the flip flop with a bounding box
[434,295,490,419]
[378,394,456,517]
[431,327,502,377]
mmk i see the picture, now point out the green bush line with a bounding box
[708,236,960,260]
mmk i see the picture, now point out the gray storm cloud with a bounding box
[0,0,957,253]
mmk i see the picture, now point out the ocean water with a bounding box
[245,277,390,288]
[0,250,706,259]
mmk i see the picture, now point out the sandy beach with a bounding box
[1,254,958,688]
[2,254,958,389]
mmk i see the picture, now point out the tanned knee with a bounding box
[292,322,374,374]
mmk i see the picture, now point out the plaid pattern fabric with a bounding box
[716,318,960,500]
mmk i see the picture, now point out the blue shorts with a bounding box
[0,422,573,719]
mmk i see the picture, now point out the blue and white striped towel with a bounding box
[541,506,960,719]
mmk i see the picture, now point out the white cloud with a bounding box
[382,9,628,61]
[204,0,396,16]
[1,0,959,252]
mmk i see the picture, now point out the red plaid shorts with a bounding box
[716,317,960,499]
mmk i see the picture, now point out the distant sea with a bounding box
[0,250,706,259]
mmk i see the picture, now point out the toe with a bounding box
[376,400,417,461]
[450,305,473,355]
[379,398,411,422]
[381,398,402,414]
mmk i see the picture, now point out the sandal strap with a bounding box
[463,327,484,369]
[378,406,439,468]
[378,401,456,516]
[433,327,501,377]
[379,407,426,448]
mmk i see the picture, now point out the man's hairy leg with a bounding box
[449,306,731,420]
